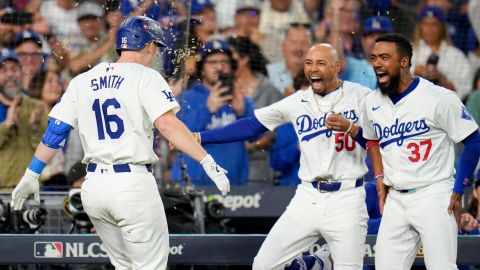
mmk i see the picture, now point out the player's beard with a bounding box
[378,72,400,96]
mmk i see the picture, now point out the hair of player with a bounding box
[375,33,413,67]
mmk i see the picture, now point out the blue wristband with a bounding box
[28,156,46,174]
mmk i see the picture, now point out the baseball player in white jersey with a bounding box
[195,43,383,270]
[327,33,480,269]
[10,16,230,270]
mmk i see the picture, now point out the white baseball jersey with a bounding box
[361,77,478,189]
[255,81,371,181]
[49,62,179,165]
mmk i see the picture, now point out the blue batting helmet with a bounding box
[116,16,167,55]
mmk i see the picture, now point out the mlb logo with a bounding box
[34,242,63,258]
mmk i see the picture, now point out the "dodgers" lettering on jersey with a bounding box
[90,75,126,91]
[297,110,359,142]
[375,118,430,147]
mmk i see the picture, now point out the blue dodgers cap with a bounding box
[13,30,42,48]
[0,48,18,63]
[200,39,232,58]
[191,0,214,15]
[419,6,446,22]
[363,16,393,34]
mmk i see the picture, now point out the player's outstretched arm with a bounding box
[154,111,230,195]
[11,118,72,211]
[197,116,268,145]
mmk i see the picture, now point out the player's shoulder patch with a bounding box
[461,106,474,121]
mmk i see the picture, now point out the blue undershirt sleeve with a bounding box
[200,116,268,144]
[453,130,480,194]
[353,127,367,149]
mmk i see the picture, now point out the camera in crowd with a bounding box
[63,188,93,234]
[0,199,47,233]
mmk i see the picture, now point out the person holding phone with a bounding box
[170,39,255,186]
[412,6,470,99]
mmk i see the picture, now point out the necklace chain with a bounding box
[313,80,344,114]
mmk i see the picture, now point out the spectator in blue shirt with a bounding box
[170,39,254,186]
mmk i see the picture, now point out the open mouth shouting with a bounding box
[310,76,325,91]
[375,70,390,85]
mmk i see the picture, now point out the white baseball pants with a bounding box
[253,182,368,270]
[375,180,458,270]
[81,168,169,270]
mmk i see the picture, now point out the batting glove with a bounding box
[11,169,40,211]
[200,154,230,196]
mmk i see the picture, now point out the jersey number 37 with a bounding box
[92,98,125,140]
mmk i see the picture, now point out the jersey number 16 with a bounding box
[92,98,125,140]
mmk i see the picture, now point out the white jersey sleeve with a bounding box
[435,90,478,143]
[349,83,376,145]
[254,95,293,130]
[139,69,180,124]
[360,90,382,141]
[49,78,78,128]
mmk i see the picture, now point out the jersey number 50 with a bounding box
[335,133,356,152]
[92,98,125,140]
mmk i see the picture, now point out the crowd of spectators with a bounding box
[0,0,480,213]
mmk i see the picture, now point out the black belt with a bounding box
[311,178,363,192]
[395,188,417,194]
[87,163,153,173]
